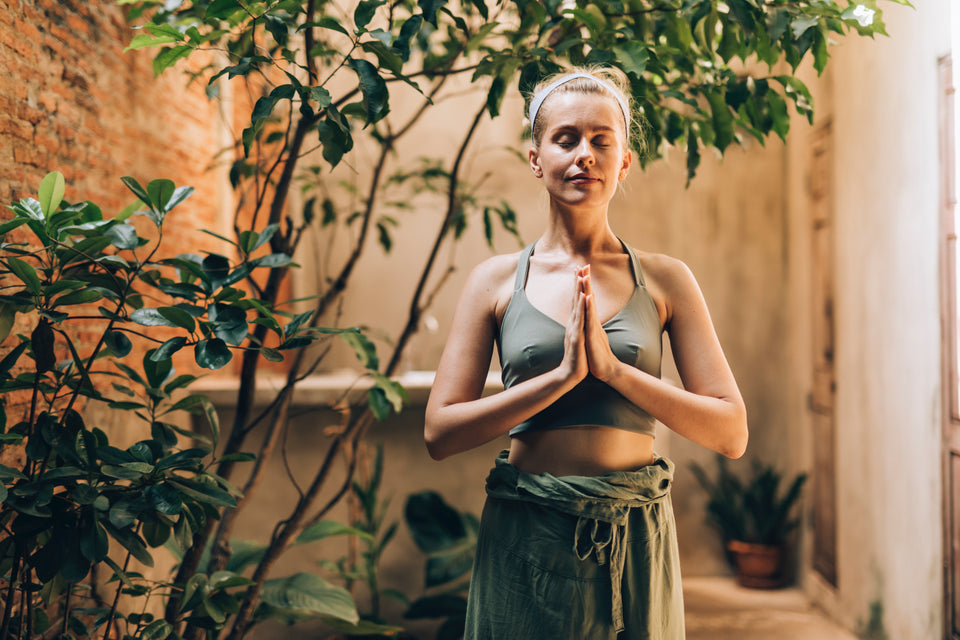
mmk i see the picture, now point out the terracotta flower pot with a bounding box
[727,540,785,589]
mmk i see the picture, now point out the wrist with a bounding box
[597,359,625,385]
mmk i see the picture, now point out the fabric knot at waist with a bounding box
[483,451,674,633]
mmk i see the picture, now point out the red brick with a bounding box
[13,145,43,166]
[0,117,32,140]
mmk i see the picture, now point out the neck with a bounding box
[539,204,619,257]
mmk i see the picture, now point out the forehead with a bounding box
[539,92,624,132]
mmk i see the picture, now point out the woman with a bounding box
[424,67,748,639]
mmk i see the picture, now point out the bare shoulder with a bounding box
[460,250,523,319]
[635,251,703,325]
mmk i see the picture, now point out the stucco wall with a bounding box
[793,3,949,637]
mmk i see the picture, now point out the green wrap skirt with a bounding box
[464,451,685,640]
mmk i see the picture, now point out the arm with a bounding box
[424,258,588,460]
[582,258,748,458]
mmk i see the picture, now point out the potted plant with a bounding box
[690,456,808,588]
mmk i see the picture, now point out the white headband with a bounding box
[527,72,631,133]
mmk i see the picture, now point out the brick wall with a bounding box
[0,0,232,458]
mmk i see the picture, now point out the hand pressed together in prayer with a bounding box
[562,265,622,384]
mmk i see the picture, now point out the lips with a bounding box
[568,173,600,184]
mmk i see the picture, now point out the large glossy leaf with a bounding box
[347,58,389,125]
[37,171,65,217]
[157,306,196,332]
[130,308,178,327]
[195,338,232,370]
[260,573,359,623]
[7,256,42,294]
[167,477,236,508]
[209,303,248,345]
[404,491,467,554]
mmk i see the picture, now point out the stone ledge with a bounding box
[191,370,504,409]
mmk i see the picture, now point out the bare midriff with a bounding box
[508,427,656,476]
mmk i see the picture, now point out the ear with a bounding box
[528,148,543,178]
[619,149,633,181]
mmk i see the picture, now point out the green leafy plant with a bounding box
[0,172,394,639]
[402,491,477,640]
[690,456,808,552]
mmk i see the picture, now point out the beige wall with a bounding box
[793,3,949,637]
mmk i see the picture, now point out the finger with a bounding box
[572,291,586,329]
[581,268,594,297]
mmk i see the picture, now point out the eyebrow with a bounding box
[551,124,617,134]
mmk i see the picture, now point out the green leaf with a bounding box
[105,522,155,566]
[154,44,194,75]
[120,176,151,209]
[125,31,179,51]
[80,520,109,562]
[209,570,255,591]
[180,572,209,612]
[7,256,42,294]
[218,452,256,464]
[143,349,173,389]
[612,42,649,79]
[296,521,373,544]
[340,330,378,370]
[347,58,389,125]
[354,0,384,29]
[367,386,391,421]
[165,185,194,212]
[300,16,349,37]
[0,341,28,380]
[147,179,175,212]
[260,347,283,362]
[157,306,196,332]
[168,477,236,508]
[209,303,248,345]
[791,15,819,39]
[195,338,232,370]
[143,519,171,547]
[31,319,56,372]
[0,303,16,344]
[151,336,187,361]
[226,539,267,573]
[130,309,178,327]
[404,491,467,553]
[105,223,139,250]
[105,330,133,357]
[140,619,173,640]
[52,289,102,307]
[707,90,735,152]
[146,483,183,515]
[260,573,359,623]
[38,171,65,217]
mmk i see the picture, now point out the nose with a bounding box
[575,138,595,167]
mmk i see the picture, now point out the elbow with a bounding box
[423,417,450,461]
[719,404,749,460]
[424,436,449,461]
[720,435,748,460]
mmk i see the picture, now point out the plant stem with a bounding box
[0,551,21,640]
[101,550,133,640]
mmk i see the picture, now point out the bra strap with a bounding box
[619,239,645,287]
[514,242,536,291]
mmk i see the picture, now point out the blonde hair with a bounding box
[527,66,641,150]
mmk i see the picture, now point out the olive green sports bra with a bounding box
[497,240,662,437]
